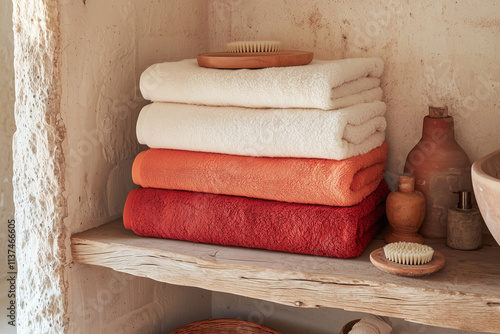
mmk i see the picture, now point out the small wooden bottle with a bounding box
[385,174,426,244]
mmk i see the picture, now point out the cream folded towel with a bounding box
[140,58,384,110]
[349,315,392,334]
[136,101,387,160]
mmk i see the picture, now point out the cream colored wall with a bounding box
[208,0,500,190]
[212,292,485,334]
[59,0,212,332]
[60,0,210,236]
[0,0,16,333]
[10,0,500,333]
[0,0,15,271]
[208,1,499,333]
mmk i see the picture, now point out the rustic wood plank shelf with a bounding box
[71,219,500,333]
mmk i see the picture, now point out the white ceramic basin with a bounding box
[472,148,500,246]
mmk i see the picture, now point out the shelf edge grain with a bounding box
[71,219,500,333]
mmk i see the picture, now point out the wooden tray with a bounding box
[370,247,445,277]
[197,50,314,69]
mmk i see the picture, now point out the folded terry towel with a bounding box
[123,181,389,258]
[140,58,384,110]
[132,142,388,207]
[349,315,392,334]
[136,101,387,160]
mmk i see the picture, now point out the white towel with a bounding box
[140,58,384,110]
[136,101,387,160]
[348,315,392,334]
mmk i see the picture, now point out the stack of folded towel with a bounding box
[124,57,390,258]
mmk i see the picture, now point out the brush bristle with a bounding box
[383,242,434,265]
[226,41,281,53]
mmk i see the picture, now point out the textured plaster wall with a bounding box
[208,1,499,333]
[0,0,15,273]
[70,265,210,334]
[208,0,500,190]
[0,0,16,333]
[212,292,485,334]
[60,0,209,235]
[11,0,500,333]
[59,0,211,333]
[12,0,211,333]
[13,0,68,332]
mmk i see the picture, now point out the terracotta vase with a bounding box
[385,174,425,244]
[404,106,471,238]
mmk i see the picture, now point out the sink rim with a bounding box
[472,148,500,183]
[472,147,500,246]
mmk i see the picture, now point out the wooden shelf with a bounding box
[71,219,500,333]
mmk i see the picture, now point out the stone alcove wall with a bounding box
[1,0,15,276]
[0,0,16,332]
[13,0,212,333]
[11,0,500,333]
[13,0,68,331]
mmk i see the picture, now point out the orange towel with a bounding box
[132,142,388,207]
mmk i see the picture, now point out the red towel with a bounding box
[123,181,389,258]
[132,142,388,207]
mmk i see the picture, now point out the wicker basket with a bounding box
[169,318,282,334]
[339,319,360,334]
